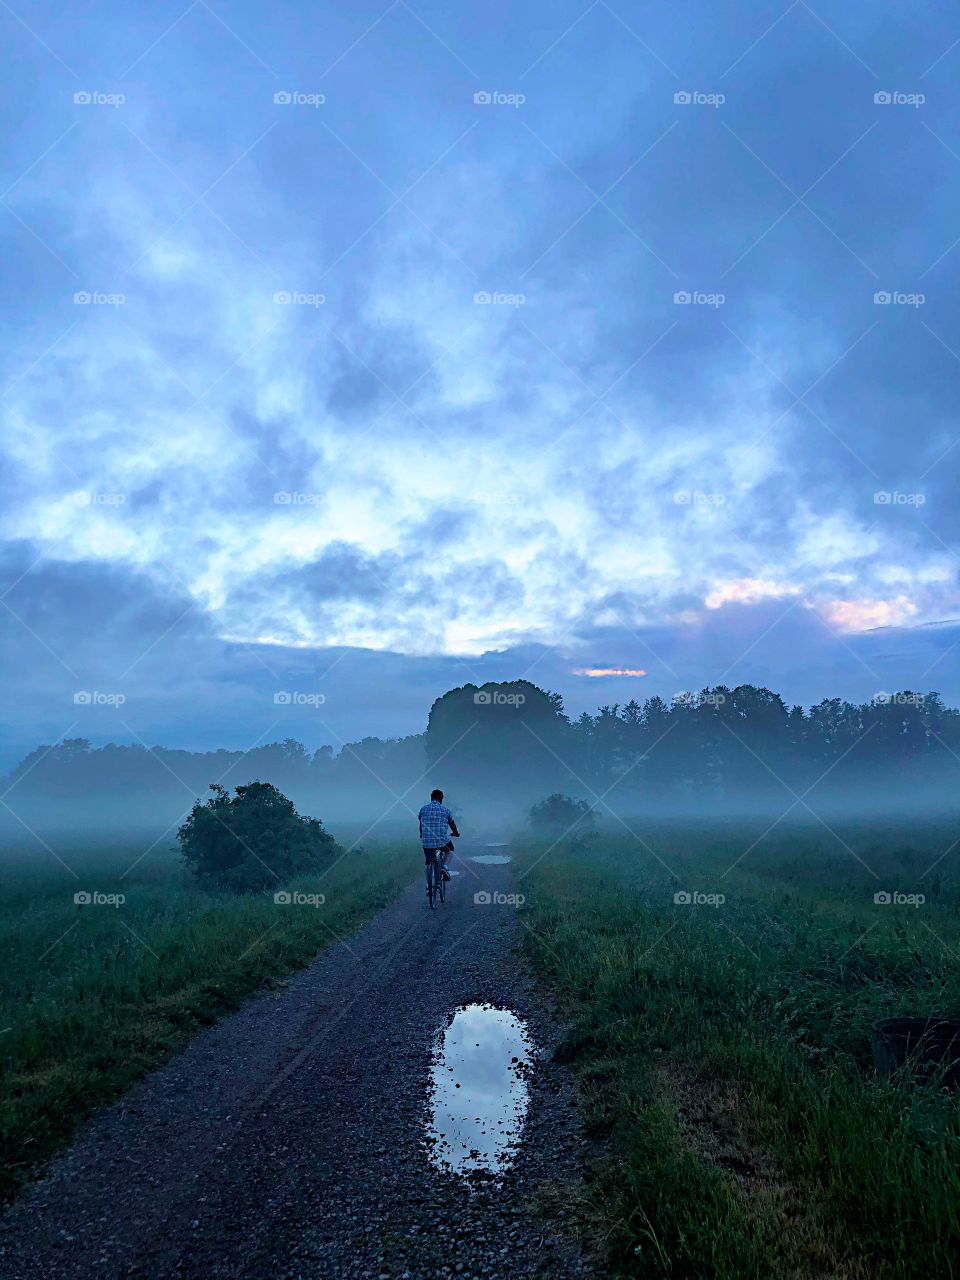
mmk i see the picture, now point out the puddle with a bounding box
[425,1003,532,1180]
[469,855,512,865]
[485,842,507,847]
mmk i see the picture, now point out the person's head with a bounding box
[431,788,444,802]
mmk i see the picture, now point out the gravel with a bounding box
[0,845,594,1279]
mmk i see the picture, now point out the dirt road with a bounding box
[0,844,592,1279]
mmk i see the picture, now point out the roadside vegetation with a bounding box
[0,831,409,1201]
[517,818,960,1279]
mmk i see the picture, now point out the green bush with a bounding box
[178,781,338,892]
[529,792,593,836]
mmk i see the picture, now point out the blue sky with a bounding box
[2,0,959,766]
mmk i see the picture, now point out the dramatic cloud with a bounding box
[2,0,959,764]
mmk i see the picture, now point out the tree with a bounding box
[425,681,575,800]
[529,793,594,836]
[178,781,338,893]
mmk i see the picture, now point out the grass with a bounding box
[516,817,960,1279]
[0,831,412,1201]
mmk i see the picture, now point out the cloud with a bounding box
[1,0,959,759]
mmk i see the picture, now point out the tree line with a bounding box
[4,681,958,827]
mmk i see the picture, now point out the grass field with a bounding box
[0,830,411,1201]
[516,817,960,1279]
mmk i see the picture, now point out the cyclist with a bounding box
[419,788,460,898]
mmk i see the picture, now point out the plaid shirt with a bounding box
[418,800,455,848]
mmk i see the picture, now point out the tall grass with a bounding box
[0,835,411,1200]
[517,819,960,1278]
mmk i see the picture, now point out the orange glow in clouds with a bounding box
[573,667,648,678]
[824,596,918,631]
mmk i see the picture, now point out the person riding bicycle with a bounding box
[419,789,460,896]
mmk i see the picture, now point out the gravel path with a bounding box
[0,844,594,1279]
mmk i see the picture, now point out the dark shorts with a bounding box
[423,848,442,864]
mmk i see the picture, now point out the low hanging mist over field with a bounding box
[3,678,960,836]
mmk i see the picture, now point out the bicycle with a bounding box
[427,844,453,909]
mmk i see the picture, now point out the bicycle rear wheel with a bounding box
[436,860,446,904]
[427,857,438,908]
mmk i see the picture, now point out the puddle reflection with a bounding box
[425,1003,532,1179]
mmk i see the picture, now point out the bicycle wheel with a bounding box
[428,858,438,909]
[437,860,445,904]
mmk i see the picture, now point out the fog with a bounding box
[3,680,957,851]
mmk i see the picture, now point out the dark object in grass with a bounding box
[871,1017,960,1086]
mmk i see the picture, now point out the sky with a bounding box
[2,0,960,769]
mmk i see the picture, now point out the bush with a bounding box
[178,781,338,892]
[529,792,594,837]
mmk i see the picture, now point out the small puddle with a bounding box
[469,855,512,865]
[425,1003,532,1180]
[485,842,508,847]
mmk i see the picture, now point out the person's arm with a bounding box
[447,808,460,838]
